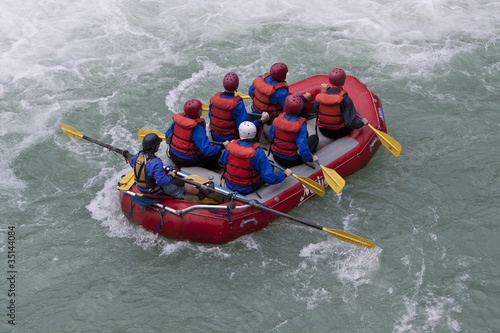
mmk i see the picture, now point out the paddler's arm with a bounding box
[219,148,229,166]
[233,99,252,128]
[148,158,173,186]
[296,122,314,162]
[164,123,175,144]
[122,150,134,164]
[192,125,221,156]
[342,95,367,129]
[251,149,286,185]
[272,86,289,109]
[268,123,276,141]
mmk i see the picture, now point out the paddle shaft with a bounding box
[82,134,127,156]
[176,171,375,248]
[173,174,324,231]
[270,162,286,172]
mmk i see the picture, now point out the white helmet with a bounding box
[239,121,257,140]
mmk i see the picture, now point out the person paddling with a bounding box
[248,62,308,140]
[165,99,224,170]
[208,72,269,142]
[311,68,368,139]
[220,121,292,194]
[130,133,209,200]
[269,94,319,168]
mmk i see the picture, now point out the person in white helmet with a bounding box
[220,121,292,194]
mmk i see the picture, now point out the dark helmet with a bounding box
[329,68,346,87]
[184,99,202,119]
[284,94,303,114]
[223,72,239,92]
[270,62,288,81]
[142,133,162,149]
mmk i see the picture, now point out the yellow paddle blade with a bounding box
[368,124,401,157]
[319,164,345,193]
[116,171,135,191]
[293,174,325,197]
[202,103,209,115]
[138,129,166,143]
[235,92,251,100]
[60,123,83,140]
[322,228,376,249]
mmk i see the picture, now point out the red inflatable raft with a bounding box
[117,75,386,244]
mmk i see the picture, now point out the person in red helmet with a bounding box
[248,63,310,140]
[311,68,368,139]
[269,94,319,168]
[208,72,269,142]
[165,99,225,170]
[249,62,291,118]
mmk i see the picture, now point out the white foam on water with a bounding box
[85,169,161,247]
[234,234,262,251]
[297,238,382,307]
[85,165,248,258]
[0,96,62,192]
[164,58,224,113]
[85,169,202,257]
[393,216,470,333]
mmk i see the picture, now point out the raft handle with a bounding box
[240,218,258,228]
[370,137,379,153]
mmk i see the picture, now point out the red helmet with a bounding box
[329,68,346,87]
[270,62,288,81]
[184,99,202,119]
[223,72,239,92]
[284,94,303,114]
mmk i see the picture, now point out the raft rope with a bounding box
[157,208,166,231]
[248,199,267,220]
[209,206,232,223]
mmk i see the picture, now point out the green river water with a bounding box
[1,1,500,332]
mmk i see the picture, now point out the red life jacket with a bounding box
[224,140,261,187]
[271,113,306,157]
[133,151,161,192]
[315,89,347,130]
[251,73,288,118]
[209,92,242,136]
[170,113,206,156]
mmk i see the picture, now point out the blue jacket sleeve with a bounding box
[272,87,289,108]
[147,158,172,186]
[251,149,286,184]
[232,99,250,130]
[130,153,137,168]
[219,148,229,165]
[248,84,255,97]
[296,123,313,161]
[193,124,221,156]
[268,124,276,141]
[165,123,175,142]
